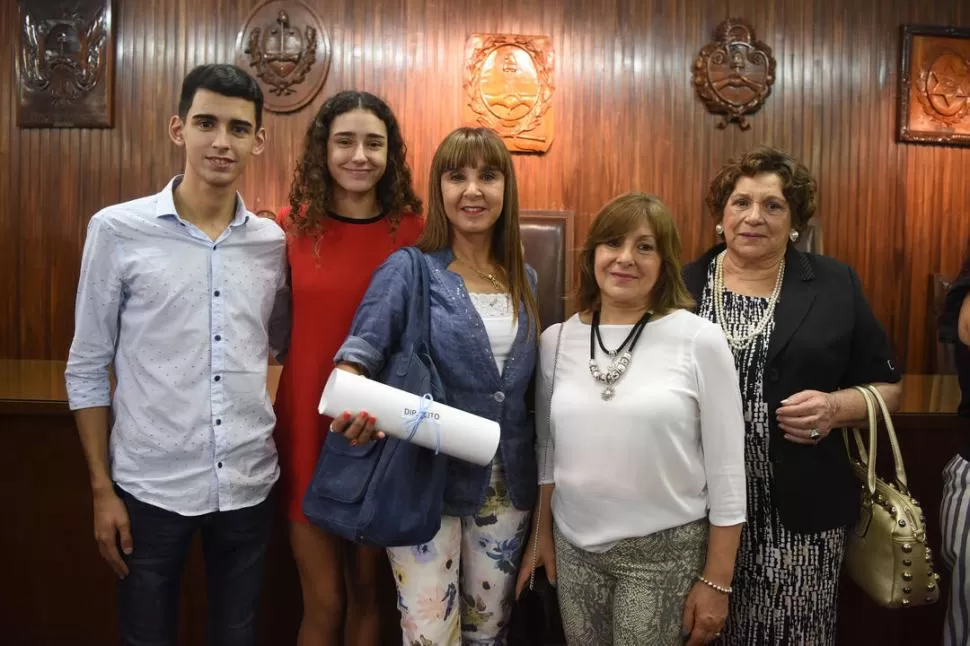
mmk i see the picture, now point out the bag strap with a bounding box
[527,321,565,591]
[845,385,878,496]
[400,247,431,350]
[864,384,909,492]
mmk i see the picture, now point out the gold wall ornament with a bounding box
[17,0,115,128]
[692,18,775,130]
[916,50,970,127]
[898,25,970,147]
[462,34,555,154]
[235,0,331,114]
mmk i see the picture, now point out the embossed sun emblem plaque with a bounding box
[462,34,555,154]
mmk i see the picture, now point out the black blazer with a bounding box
[683,244,901,533]
[939,249,970,458]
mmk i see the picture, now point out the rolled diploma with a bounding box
[318,369,500,466]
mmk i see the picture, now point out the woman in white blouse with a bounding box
[516,193,747,645]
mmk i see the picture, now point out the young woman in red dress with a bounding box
[274,91,424,646]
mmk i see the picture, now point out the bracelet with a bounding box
[697,575,732,594]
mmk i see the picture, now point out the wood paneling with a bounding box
[4,403,962,645]
[2,0,970,372]
[3,368,964,645]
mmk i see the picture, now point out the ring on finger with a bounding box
[809,428,821,442]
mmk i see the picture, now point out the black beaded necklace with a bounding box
[588,309,653,400]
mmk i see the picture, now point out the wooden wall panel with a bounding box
[2,0,970,373]
[0,6,20,362]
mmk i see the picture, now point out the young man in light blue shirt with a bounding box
[65,63,288,646]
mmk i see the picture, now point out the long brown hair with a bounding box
[576,192,695,315]
[417,127,540,338]
[286,91,422,238]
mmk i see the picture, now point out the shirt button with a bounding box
[214,375,221,382]
[214,290,220,297]
[493,391,505,403]
[217,462,223,469]
[767,368,779,382]
[214,335,222,341]
[215,419,222,426]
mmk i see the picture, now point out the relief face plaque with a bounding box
[898,25,970,147]
[235,0,331,114]
[463,34,555,154]
[17,0,114,128]
[692,19,775,130]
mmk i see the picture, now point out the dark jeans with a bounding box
[116,486,274,646]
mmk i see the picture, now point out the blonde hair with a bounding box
[417,127,540,337]
[576,192,695,314]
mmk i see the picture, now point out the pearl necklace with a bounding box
[713,250,784,350]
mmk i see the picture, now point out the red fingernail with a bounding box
[369,416,377,424]
[350,440,358,447]
[341,413,351,421]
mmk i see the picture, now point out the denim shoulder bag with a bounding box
[303,247,449,547]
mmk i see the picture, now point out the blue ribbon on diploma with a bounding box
[402,393,441,454]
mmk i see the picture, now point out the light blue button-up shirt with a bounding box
[65,176,288,515]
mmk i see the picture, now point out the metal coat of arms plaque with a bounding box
[17,0,115,128]
[235,1,331,114]
[692,18,775,130]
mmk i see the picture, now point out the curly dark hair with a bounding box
[287,91,422,237]
[706,145,818,231]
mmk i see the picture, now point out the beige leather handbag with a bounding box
[842,384,940,608]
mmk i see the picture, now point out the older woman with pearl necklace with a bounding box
[683,145,902,645]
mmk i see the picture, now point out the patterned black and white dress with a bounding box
[698,264,846,646]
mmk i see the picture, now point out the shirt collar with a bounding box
[155,175,251,228]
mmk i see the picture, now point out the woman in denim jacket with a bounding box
[331,126,541,645]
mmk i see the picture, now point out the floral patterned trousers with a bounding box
[387,464,531,646]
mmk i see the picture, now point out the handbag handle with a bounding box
[528,322,565,591]
[846,385,878,496]
[863,384,909,492]
[845,385,910,497]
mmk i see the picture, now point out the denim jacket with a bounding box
[334,247,539,516]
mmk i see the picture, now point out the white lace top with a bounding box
[469,292,516,373]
